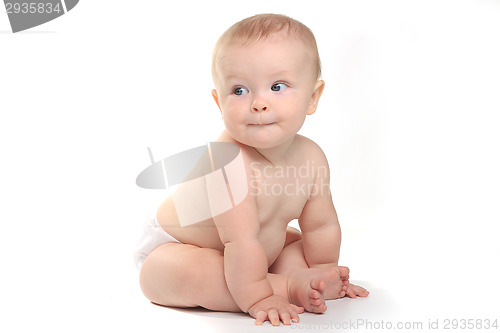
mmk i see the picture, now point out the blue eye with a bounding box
[271,83,287,92]
[234,87,249,95]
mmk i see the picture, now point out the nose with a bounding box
[252,101,268,112]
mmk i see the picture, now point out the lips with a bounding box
[249,122,276,126]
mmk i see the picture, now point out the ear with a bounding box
[307,80,325,115]
[212,89,222,113]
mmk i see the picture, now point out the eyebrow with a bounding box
[222,70,293,82]
[269,69,292,78]
[223,73,241,81]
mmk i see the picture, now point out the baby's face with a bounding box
[213,34,322,149]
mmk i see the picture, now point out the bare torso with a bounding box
[156,134,318,266]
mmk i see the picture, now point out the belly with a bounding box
[158,196,290,265]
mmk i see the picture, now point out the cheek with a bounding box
[281,95,308,117]
[222,99,248,120]
[292,113,307,130]
[284,97,309,128]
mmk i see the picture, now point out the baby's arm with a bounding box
[298,146,341,268]
[214,184,299,324]
[215,195,273,309]
[298,143,370,298]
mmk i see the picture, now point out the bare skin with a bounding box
[140,136,368,325]
[139,241,330,326]
[139,31,369,326]
[269,230,370,299]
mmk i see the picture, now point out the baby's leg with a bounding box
[139,243,239,311]
[139,243,326,317]
[269,228,368,299]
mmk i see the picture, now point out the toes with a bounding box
[358,287,370,297]
[337,266,350,279]
[309,297,323,306]
[347,284,370,298]
[346,287,358,298]
[310,278,326,293]
[311,303,327,313]
[308,301,326,313]
[308,279,327,313]
[308,288,320,299]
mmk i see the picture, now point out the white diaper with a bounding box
[133,216,181,270]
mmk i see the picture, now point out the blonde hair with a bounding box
[212,14,322,85]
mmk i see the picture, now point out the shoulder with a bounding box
[295,134,328,163]
[294,135,331,183]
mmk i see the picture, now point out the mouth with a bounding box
[249,122,276,126]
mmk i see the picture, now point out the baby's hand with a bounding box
[248,295,304,326]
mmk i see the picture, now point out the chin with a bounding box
[248,136,291,149]
[249,142,277,149]
[229,127,291,149]
[232,136,272,149]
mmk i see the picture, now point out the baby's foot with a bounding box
[287,277,327,313]
[311,266,370,299]
[345,283,370,298]
[318,266,350,300]
[290,266,350,300]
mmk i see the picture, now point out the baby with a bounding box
[137,14,369,326]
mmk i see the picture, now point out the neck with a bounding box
[217,130,297,166]
[253,136,296,166]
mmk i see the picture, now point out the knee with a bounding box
[138,246,225,306]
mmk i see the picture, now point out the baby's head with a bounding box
[212,14,325,149]
[212,14,321,86]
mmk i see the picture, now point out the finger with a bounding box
[255,310,267,326]
[289,305,302,323]
[268,309,280,326]
[279,310,292,325]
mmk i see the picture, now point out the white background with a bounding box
[1,0,499,332]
